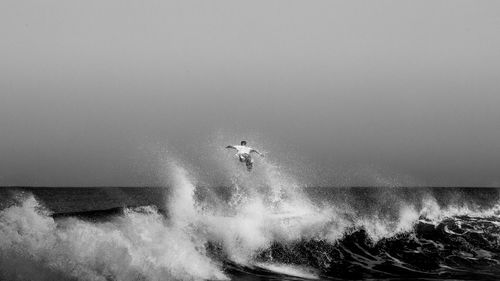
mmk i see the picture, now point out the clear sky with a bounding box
[1,1,500,186]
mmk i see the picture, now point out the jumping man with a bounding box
[225,141,264,171]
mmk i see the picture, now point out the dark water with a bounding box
[1,186,499,281]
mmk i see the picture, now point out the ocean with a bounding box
[1,163,499,281]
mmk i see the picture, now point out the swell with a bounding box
[251,217,500,279]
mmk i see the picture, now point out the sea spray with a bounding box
[166,162,198,227]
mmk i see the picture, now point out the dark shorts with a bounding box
[239,154,253,170]
[238,153,252,163]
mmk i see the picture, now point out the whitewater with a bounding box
[1,151,499,280]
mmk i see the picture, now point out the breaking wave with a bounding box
[1,155,499,280]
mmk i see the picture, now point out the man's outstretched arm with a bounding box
[226,145,236,149]
[251,149,264,157]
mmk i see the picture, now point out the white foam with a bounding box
[420,196,500,223]
[0,195,227,281]
[254,262,319,279]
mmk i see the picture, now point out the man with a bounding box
[225,141,264,171]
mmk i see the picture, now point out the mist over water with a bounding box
[1,146,499,280]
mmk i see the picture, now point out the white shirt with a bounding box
[233,145,253,155]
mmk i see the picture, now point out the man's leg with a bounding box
[245,156,253,171]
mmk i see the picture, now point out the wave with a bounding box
[1,158,499,280]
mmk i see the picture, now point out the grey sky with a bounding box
[1,1,500,186]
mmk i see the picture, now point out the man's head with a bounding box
[241,140,247,146]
